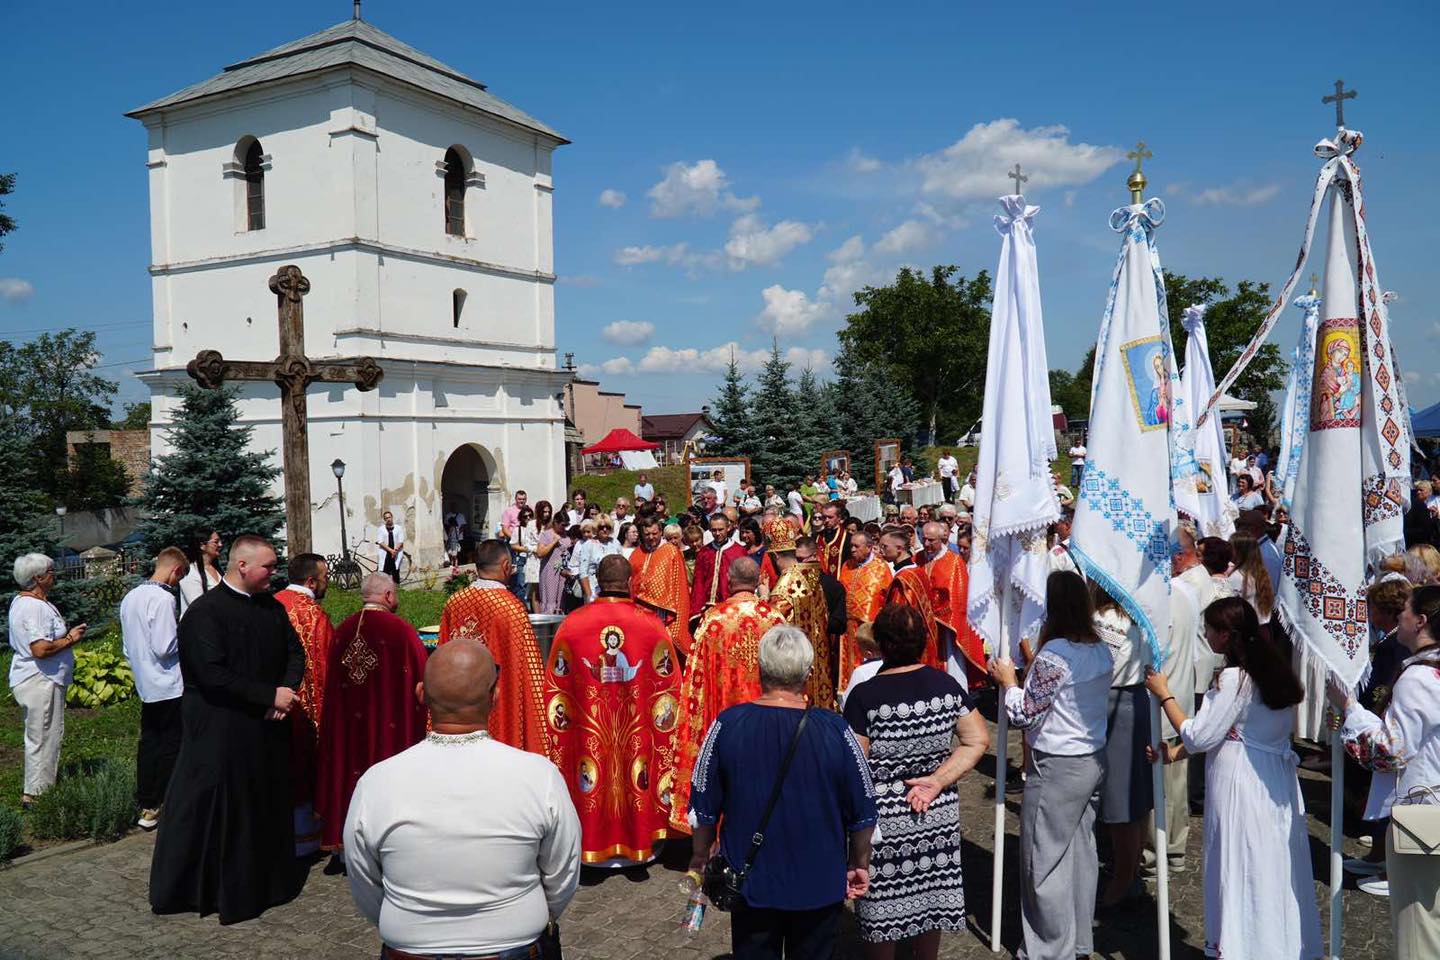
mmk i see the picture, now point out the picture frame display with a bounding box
[685,455,752,508]
[874,439,902,494]
[820,449,850,481]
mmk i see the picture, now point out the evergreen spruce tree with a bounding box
[829,342,921,490]
[793,365,837,479]
[0,431,57,580]
[749,341,801,487]
[135,385,284,556]
[706,353,756,459]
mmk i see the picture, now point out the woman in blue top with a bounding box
[688,624,877,960]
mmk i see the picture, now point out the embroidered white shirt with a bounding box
[119,581,182,703]
[1342,651,1440,813]
[1003,638,1113,755]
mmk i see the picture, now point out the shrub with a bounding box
[27,760,136,843]
[66,644,136,708]
[444,572,474,596]
[0,805,23,862]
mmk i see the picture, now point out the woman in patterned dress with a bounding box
[844,604,989,958]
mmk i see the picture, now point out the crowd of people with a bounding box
[6,451,1440,959]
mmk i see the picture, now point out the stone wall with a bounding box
[66,429,151,495]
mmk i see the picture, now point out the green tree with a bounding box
[62,442,132,511]
[0,172,16,252]
[0,330,117,498]
[134,384,284,557]
[829,341,921,490]
[1163,272,1287,444]
[111,401,151,431]
[792,365,838,480]
[1048,368,1092,424]
[838,265,992,445]
[706,353,755,460]
[749,342,801,487]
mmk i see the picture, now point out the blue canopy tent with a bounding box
[1413,401,1440,440]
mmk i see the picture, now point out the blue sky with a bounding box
[2,0,1437,418]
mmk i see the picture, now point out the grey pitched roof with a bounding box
[127,19,567,143]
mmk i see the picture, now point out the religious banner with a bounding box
[1277,142,1409,690]
[1276,292,1322,509]
[1175,304,1236,538]
[966,193,1061,661]
[1069,191,1178,668]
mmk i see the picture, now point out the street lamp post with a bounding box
[331,459,349,563]
[54,506,67,561]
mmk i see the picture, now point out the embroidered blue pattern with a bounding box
[1079,467,1170,569]
[691,718,722,792]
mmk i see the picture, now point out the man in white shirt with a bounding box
[937,449,959,503]
[786,486,805,519]
[119,546,190,830]
[633,473,654,504]
[565,490,588,528]
[958,471,977,512]
[887,462,906,501]
[344,638,581,958]
[1228,453,1248,497]
[1068,440,1087,488]
[706,469,730,508]
[611,497,632,527]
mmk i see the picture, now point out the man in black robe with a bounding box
[149,534,307,924]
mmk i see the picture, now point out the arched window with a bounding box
[242,139,265,231]
[443,147,466,236]
[452,289,467,328]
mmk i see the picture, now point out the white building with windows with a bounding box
[129,15,570,567]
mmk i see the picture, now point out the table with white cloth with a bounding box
[898,482,944,508]
[845,495,881,522]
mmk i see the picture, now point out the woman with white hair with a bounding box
[686,625,877,960]
[8,552,89,806]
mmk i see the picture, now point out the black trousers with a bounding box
[941,476,956,502]
[137,697,183,809]
[731,902,841,960]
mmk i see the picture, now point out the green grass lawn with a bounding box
[569,464,689,511]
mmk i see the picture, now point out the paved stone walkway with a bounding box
[0,726,1394,959]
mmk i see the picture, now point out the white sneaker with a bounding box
[1343,857,1384,877]
[137,808,160,830]
[1358,877,1389,898]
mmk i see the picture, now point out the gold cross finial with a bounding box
[1006,163,1028,195]
[1126,141,1152,203]
[1127,140,1153,174]
[1322,79,1357,129]
[1309,272,1320,296]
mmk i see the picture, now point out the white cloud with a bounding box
[597,189,627,209]
[785,347,831,373]
[1428,321,1440,340]
[0,278,35,303]
[646,160,758,218]
[910,119,1124,202]
[600,320,655,346]
[757,285,831,336]
[601,341,830,376]
[845,148,882,174]
[1192,183,1281,207]
[828,235,865,263]
[725,214,815,269]
[614,242,691,266]
[1064,191,1078,208]
[1405,370,1422,385]
[873,219,940,257]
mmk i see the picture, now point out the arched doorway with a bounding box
[441,444,497,563]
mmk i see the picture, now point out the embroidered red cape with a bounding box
[928,550,988,686]
[817,526,850,576]
[275,589,334,805]
[689,541,749,626]
[315,607,430,849]
[669,593,785,832]
[768,563,836,709]
[545,597,681,864]
[439,586,550,759]
[841,560,893,690]
[886,564,943,670]
[629,543,694,656]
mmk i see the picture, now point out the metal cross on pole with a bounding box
[1127,141,1153,204]
[1322,78,1357,129]
[186,264,384,554]
[1007,162,1028,195]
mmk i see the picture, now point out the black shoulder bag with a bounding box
[703,708,811,912]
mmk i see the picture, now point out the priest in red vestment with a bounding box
[629,516,693,656]
[688,513,748,629]
[763,519,835,709]
[842,538,892,690]
[814,502,850,576]
[438,540,549,759]
[878,528,942,670]
[669,557,785,832]
[315,573,429,851]
[275,552,334,855]
[921,521,987,688]
[546,555,681,865]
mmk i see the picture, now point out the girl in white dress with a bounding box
[1145,596,1321,960]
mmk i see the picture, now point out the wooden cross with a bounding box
[1127,140,1152,174]
[186,264,383,554]
[1322,78,1357,128]
[1007,162,1028,195]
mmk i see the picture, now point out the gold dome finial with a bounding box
[1126,140,1153,204]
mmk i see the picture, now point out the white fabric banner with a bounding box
[1277,293,1322,510]
[1070,199,1177,668]
[1278,165,1409,689]
[967,196,1061,659]
[1176,305,1236,538]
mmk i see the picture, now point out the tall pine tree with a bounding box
[135,385,284,556]
[706,352,756,460]
[749,342,801,487]
[792,365,837,480]
[829,341,921,490]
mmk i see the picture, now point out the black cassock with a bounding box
[149,582,306,924]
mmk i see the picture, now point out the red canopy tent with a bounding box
[580,428,659,455]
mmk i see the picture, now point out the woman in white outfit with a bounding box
[8,553,89,806]
[1146,596,1321,960]
[1330,584,1440,958]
